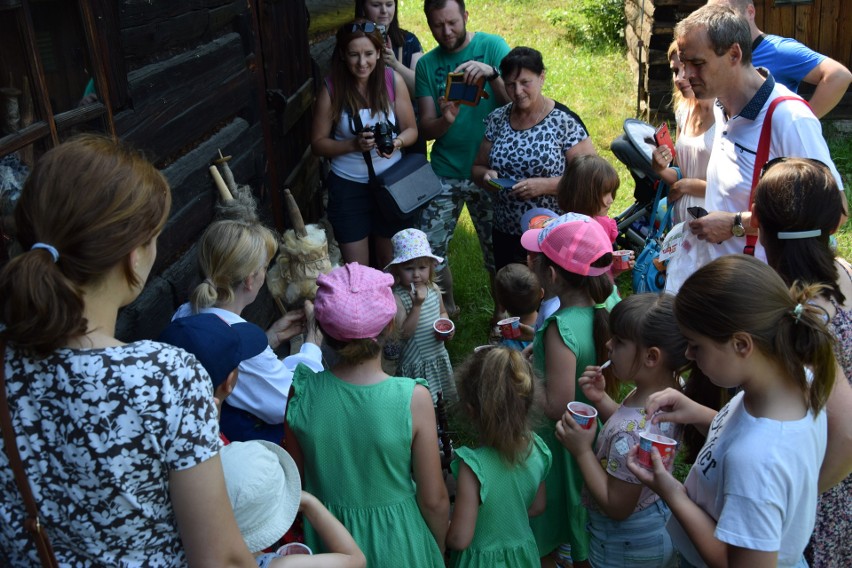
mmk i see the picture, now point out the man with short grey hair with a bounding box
[677,5,845,270]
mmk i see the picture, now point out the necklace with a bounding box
[514,97,549,129]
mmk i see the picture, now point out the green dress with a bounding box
[286,365,444,568]
[529,303,614,561]
[449,434,552,568]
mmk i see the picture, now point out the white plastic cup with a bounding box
[636,432,678,470]
[276,542,313,556]
[612,250,631,270]
[433,317,455,340]
[497,317,521,339]
[567,401,598,430]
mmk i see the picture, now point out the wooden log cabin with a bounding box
[625,0,852,121]
[0,0,357,341]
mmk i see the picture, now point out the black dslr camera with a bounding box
[364,122,396,154]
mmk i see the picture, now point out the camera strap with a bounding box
[351,112,379,182]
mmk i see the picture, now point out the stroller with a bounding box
[610,118,669,254]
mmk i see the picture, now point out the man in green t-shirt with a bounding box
[415,0,510,316]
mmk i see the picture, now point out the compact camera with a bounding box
[363,122,396,154]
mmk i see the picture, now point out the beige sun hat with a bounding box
[220,440,302,553]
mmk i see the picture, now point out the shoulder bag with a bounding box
[0,340,59,567]
[352,113,442,222]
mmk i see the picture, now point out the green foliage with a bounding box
[547,0,626,51]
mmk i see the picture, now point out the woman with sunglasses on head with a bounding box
[356,0,426,154]
[753,157,852,567]
[311,19,418,268]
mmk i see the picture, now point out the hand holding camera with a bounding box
[361,122,397,158]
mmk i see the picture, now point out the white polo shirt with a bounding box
[704,72,843,261]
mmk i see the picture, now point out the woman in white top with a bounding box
[173,219,323,444]
[311,19,417,268]
[651,41,715,226]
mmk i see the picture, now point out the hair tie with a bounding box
[204,277,216,288]
[791,303,804,323]
[31,243,59,263]
[594,303,606,309]
[777,229,821,240]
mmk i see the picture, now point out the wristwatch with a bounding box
[731,212,746,237]
[486,65,499,81]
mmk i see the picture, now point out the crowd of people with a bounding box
[1,0,851,567]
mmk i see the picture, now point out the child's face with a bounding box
[606,335,639,380]
[681,327,742,389]
[597,191,615,217]
[397,257,432,287]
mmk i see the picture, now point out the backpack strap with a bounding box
[744,95,812,255]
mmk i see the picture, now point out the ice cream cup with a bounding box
[277,542,313,555]
[567,401,598,430]
[636,432,678,470]
[433,318,455,341]
[612,250,631,270]
[497,317,521,339]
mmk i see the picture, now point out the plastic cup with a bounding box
[276,542,313,556]
[567,401,598,430]
[612,250,631,270]
[497,317,521,339]
[433,318,455,341]
[636,432,678,470]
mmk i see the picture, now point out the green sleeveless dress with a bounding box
[449,434,552,568]
[286,365,444,567]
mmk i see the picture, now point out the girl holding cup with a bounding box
[628,255,834,568]
[555,293,697,568]
[521,213,617,567]
[385,228,456,404]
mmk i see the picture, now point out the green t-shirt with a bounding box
[415,32,510,179]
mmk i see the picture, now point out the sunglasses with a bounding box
[759,156,830,179]
[350,22,378,33]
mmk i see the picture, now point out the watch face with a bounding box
[732,225,745,237]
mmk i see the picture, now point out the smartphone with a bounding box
[444,72,488,106]
[687,206,708,219]
[654,123,677,162]
[487,178,517,191]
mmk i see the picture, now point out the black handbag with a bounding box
[353,114,442,221]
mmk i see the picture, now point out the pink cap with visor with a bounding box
[521,212,613,277]
[314,263,397,341]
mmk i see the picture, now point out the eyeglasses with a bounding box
[759,156,830,179]
[350,22,378,34]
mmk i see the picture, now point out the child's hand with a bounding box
[646,387,704,427]
[625,445,685,500]
[579,365,607,404]
[555,410,596,456]
[410,282,427,306]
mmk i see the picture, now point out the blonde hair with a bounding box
[388,256,439,288]
[455,347,539,464]
[191,220,277,310]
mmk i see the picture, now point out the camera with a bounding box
[364,122,396,155]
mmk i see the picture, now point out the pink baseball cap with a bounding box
[314,263,397,341]
[521,212,613,276]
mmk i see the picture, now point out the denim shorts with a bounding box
[587,500,677,568]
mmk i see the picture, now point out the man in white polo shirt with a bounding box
[675,4,846,265]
